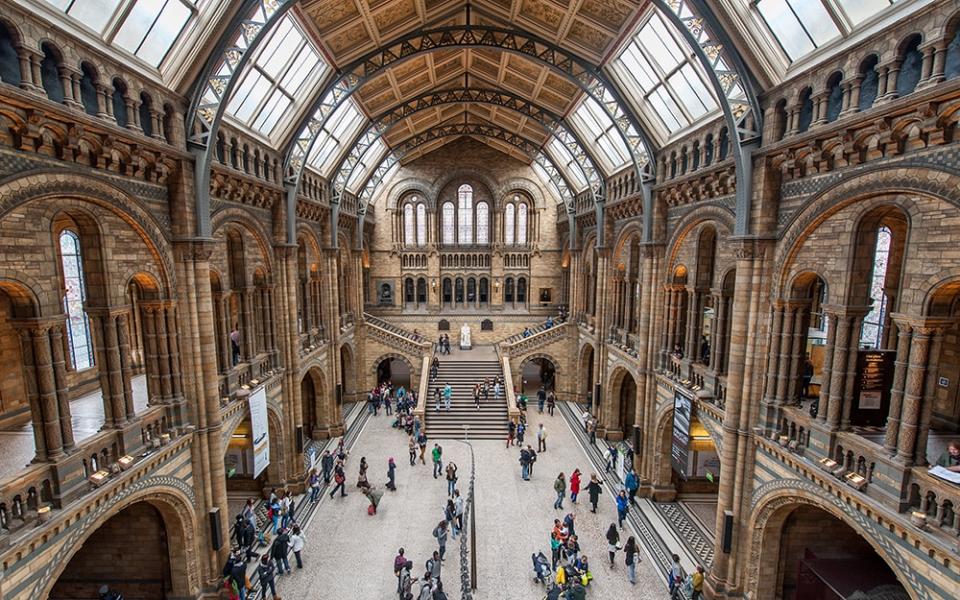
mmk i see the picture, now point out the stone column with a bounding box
[95,84,113,121]
[18,327,47,460]
[816,313,838,424]
[116,313,136,420]
[49,323,75,451]
[786,306,808,403]
[840,313,865,429]
[60,67,82,109]
[166,303,184,403]
[761,302,785,429]
[825,311,854,429]
[917,42,945,89]
[142,304,161,402]
[685,288,700,361]
[896,327,932,463]
[155,303,173,402]
[240,287,254,360]
[916,328,944,465]
[25,323,65,458]
[883,320,912,454]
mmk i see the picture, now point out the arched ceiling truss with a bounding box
[331,88,604,205]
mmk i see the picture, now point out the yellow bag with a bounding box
[555,567,566,586]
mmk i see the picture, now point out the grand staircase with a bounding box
[424,356,509,439]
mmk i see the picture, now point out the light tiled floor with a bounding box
[0,375,149,481]
[278,407,671,600]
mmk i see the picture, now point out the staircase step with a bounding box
[425,358,509,439]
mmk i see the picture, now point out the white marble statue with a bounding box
[460,323,472,350]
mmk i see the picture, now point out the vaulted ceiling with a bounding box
[298,0,645,165]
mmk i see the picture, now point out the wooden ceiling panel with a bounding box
[516,0,565,32]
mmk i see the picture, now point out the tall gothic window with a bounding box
[476,202,489,245]
[504,204,516,246]
[441,202,455,245]
[457,184,473,244]
[517,202,528,245]
[403,204,415,245]
[860,226,891,349]
[59,230,94,370]
[416,203,427,246]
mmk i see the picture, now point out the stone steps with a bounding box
[424,360,509,439]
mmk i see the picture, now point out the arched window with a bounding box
[457,184,473,244]
[79,63,99,117]
[416,203,426,246]
[860,226,892,349]
[441,202,455,245]
[59,230,94,370]
[112,79,128,127]
[479,278,489,304]
[517,202,528,245]
[825,72,843,123]
[504,277,514,303]
[403,203,415,245]
[946,22,960,80]
[416,278,427,304]
[40,44,63,103]
[517,277,527,304]
[467,278,476,304]
[859,55,880,111]
[504,204,515,246]
[442,278,452,304]
[455,278,464,304]
[476,202,489,245]
[0,23,21,86]
[797,88,813,133]
[404,278,414,304]
[139,92,154,137]
[896,36,923,97]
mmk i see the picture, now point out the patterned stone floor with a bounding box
[278,407,672,599]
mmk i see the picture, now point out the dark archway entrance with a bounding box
[521,357,557,397]
[579,344,595,408]
[49,503,174,599]
[616,371,637,442]
[377,357,411,390]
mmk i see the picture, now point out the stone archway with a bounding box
[39,483,198,600]
[339,343,356,403]
[519,354,559,397]
[748,483,925,600]
[300,367,325,440]
[578,343,595,406]
[374,353,413,390]
[605,366,637,442]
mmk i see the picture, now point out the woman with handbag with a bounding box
[606,523,620,567]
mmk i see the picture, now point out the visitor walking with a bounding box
[553,473,566,509]
[587,473,603,513]
[692,565,705,600]
[443,383,452,412]
[606,523,620,567]
[308,469,321,502]
[434,387,441,412]
[445,462,458,496]
[408,435,418,466]
[547,391,556,416]
[624,536,639,585]
[432,443,443,479]
[418,431,428,465]
[433,520,449,560]
[394,548,408,595]
[507,420,516,447]
[625,468,639,507]
[615,489,629,528]
[668,553,684,599]
[425,550,442,586]
[270,527,291,574]
[387,457,397,491]
[537,386,546,413]
[570,469,581,503]
[329,462,347,498]
[256,555,277,600]
[519,446,532,480]
[453,489,464,532]
[537,423,547,452]
[290,525,305,569]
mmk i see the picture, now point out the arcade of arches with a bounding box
[0,1,958,599]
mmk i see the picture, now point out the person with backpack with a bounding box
[516,421,526,445]
[229,551,252,600]
[520,446,532,480]
[668,553,684,599]
[563,512,576,538]
[527,445,538,477]
[553,473,566,509]
[418,431,428,465]
[330,462,348,498]
[606,523,620,567]
[398,559,416,600]
[587,473,603,513]
[444,499,457,539]
[433,520,448,560]
[257,554,277,600]
[270,527,291,575]
[624,536,639,585]
[417,572,437,600]
[425,550,442,586]
[453,489,464,532]
[444,461,457,496]
[394,548,408,594]
[308,468,321,502]
[239,518,257,563]
[616,489,629,528]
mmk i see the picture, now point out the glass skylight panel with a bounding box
[611,8,718,136]
[545,139,588,191]
[226,14,327,137]
[837,0,896,24]
[307,100,367,175]
[569,97,630,171]
[532,162,564,203]
[755,0,840,61]
[346,139,388,192]
[46,0,195,67]
[114,0,193,66]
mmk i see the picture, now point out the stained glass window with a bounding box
[416,203,427,246]
[59,230,94,370]
[860,226,891,349]
[441,202,455,245]
[476,202,489,245]
[403,203,414,245]
[504,203,515,246]
[457,185,473,244]
[517,201,528,245]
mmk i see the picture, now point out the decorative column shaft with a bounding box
[883,321,912,453]
[896,328,932,463]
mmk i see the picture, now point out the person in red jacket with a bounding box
[570,469,582,503]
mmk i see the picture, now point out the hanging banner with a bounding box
[249,386,270,478]
[671,389,693,479]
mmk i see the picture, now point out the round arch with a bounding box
[578,342,596,405]
[372,353,413,390]
[339,343,356,403]
[300,366,325,439]
[519,354,560,397]
[211,207,276,271]
[36,481,199,599]
[607,366,638,441]
[748,481,926,599]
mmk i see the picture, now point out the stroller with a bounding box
[532,551,551,584]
